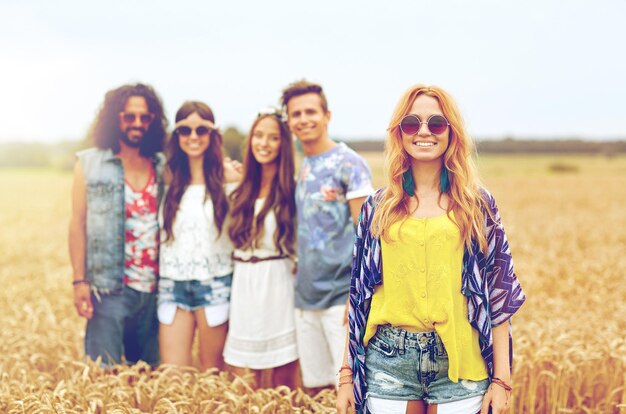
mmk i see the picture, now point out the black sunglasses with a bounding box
[120,112,155,125]
[399,114,449,136]
[176,126,212,137]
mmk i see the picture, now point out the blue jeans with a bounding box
[365,325,489,404]
[85,285,160,367]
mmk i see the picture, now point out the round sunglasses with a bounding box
[119,112,155,125]
[176,125,212,137]
[399,114,449,136]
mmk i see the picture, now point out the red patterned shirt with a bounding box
[123,168,159,293]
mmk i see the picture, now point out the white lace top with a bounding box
[159,184,233,281]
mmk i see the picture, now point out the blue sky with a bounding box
[1,0,625,142]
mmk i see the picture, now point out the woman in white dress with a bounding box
[159,101,233,371]
[224,109,299,388]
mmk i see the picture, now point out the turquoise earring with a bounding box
[402,169,415,196]
[440,168,449,193]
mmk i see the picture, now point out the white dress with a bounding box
[223,198,298,369]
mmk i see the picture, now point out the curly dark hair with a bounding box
[91,83,167,156]
[162,101,229,242]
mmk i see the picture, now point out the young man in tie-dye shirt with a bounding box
[281,80,374,391]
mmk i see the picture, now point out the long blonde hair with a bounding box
[370,84,489,253]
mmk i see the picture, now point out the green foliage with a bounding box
[222,126,246,162]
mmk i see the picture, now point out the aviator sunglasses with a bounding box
[119,112,155,125]
[399,114,449,136]
[176,125,212,137]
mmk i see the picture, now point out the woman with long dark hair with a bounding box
[223,109,299,388]
[336,85,526,414]
[158,101,233,371]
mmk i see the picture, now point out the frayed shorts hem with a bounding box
[157,302,229,327]
[366,394,484,414]
[366,393,421,401]
[366,391,487,404]
[160,302,206,313]
[424,389,487,405]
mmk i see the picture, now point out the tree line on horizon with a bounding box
[0,128,625,169]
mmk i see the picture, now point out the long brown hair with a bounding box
[228,113,296,255]
[371,85,490,254]
[162,101,228,242]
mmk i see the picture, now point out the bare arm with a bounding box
[344,195,367,325]
[336,328,354,414]
[68,161,93,319]
[492,322,511,382]
[348,196,367,225]
[481,322,512,413]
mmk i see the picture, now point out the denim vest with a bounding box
[77,148,165,292]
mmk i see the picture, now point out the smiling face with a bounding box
[251,116,282,165]
[175,112,213,160]
[286,93,331,144]
[401,94,450,166]
[118,96,153,148]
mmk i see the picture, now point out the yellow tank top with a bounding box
[364,212,488,382]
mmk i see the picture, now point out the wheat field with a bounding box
[0,154,625,413]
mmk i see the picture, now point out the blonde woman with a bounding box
[336,85,526,414]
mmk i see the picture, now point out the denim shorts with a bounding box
[365,324,489,405]
[158,275,232,311]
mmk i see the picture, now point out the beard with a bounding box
[119,127,146,148]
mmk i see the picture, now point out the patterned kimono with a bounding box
[348,188,526,414]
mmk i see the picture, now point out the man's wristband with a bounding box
[72,279,89,287]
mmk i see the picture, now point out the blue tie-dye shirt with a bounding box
[295,143,374,310]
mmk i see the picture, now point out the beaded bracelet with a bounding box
[338,377,353,386]
[491,377,513,392]
[338,369,353,385]
[338,364,352,374]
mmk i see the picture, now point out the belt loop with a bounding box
[398,329,406,355]
[436,332,445,355]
